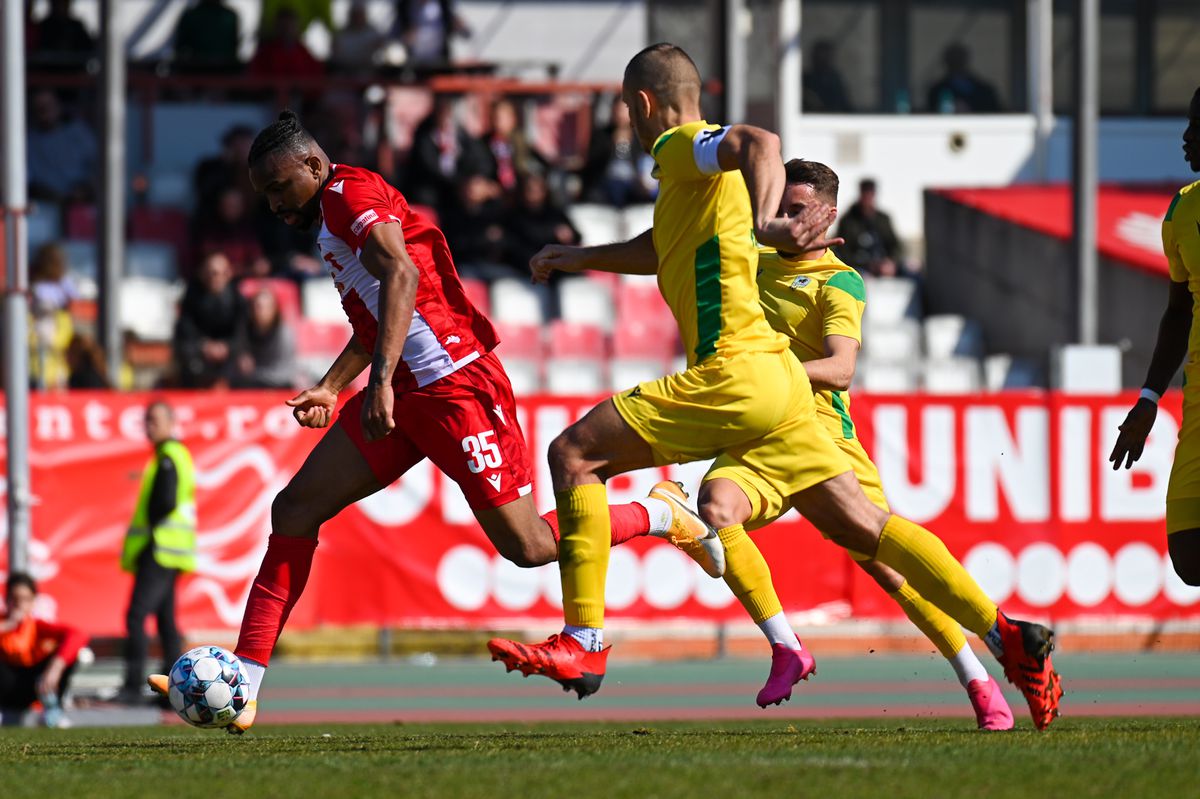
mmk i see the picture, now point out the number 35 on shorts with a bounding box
[462,431,503,474]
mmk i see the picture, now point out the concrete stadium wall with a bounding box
[788,115,1194,244]
[923,190,1171,388]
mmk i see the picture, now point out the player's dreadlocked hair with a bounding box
[247,110,316,167]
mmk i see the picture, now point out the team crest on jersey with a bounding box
[789,276,812,290]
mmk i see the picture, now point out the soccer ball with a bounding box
[167,646,250,728]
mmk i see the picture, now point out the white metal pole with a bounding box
[1073,0,1098,345]
[2,0,32,574]
[1028,0,1054,180]
[724,0,747,123]
[99,0,126,382]
[777,0,802,152]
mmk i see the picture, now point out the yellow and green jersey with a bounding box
[650,120,790,369]
[1164,179,1200,378]
[756,246,866,440]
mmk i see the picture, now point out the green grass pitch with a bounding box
[2,717,1196,799]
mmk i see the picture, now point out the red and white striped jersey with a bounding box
[318,163,499,391]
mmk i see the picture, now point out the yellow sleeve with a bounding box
[652,122,723,182]
[1164,195,1189,283]
[821,270,866,343]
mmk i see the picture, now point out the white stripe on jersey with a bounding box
[318,221,477,388]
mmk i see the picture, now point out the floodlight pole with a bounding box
[1073,0,1099,345]
[2,0,32,573]
[724,0,747,123]
[99,0,126,382]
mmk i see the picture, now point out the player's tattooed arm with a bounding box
[1110,279,1192,469]
[529,228,657,283]
[286,337,371,430]
[716,125,844,254]
[320,336,372,393]
[804,335,860,391]
[359,222,421,441]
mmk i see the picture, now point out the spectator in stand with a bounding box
[29,243,78,390]
[66,333,111,389]
[173,0,241,74]
[391,0,470,67]
[506,173,579,318]
[1,573,88,728]
[507,173,578,275]
[443,174,510,280]
[194,186,270,279]
[407,96,486,212]
[173,252,245,388]
[927,43,1001,113]
[26,89,97,203]
[330,1,385,75]
[478,98,549,195]
[803,39,852,113]
[580,96,656,207]
[248,8,325,80]
[230,290,298,389]
[29,0,95,71]
[835,178,903,277]
[194,124,256,211]
[260,0,334,37]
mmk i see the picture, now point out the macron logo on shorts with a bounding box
[351,209,379,237]
[486,474,502,492]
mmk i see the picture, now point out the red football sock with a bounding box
[542,503,649,546]
[234,534,318,667]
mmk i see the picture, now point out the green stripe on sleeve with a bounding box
[652,130,677,156]
[826,270,867,302]
[1165,192,1183,222]
[694,236,723,361]
[830,391,856,439]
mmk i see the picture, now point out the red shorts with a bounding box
[339,351,534,510]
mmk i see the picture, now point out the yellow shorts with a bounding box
[1167,390,1200,533]
[707,409,889,531]
[612,349,851,501]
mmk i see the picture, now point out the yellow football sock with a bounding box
[889,581,968,660]
[718,524,782,624]
[874,515,997,638]
[556,484,611,628]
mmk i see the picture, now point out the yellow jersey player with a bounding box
[711,158,1014,729]
[490,43,1060,731]
[1111,85,1200,586]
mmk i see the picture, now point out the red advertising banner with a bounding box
[2,390,1198,636]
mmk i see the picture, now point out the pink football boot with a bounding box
[756,637,817,708]
[967,675,1015,730]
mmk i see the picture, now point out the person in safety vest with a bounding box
[117,399,196,703]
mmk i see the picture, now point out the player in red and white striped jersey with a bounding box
[145,111,724,732]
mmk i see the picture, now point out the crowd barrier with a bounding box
[1,390,1197,636]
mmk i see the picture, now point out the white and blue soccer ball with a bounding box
[167,646,250,728]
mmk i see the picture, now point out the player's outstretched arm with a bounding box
[359,222,421,441]
[716,125,844,253]
[286,337,372,429]
[529,228,657,284]
[1110,279,1192,469]
[804,335,860,391]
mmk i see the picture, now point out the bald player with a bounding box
[488,43,1062,730]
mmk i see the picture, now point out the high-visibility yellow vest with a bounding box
[121,439,197,573]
